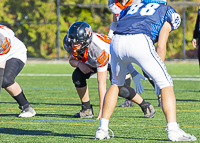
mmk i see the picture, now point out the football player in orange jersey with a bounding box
[63,21,155,120]
[0,25,36,117]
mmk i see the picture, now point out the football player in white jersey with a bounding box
[0,25,36,117]
[63,21,155,120]
[95,0,197,141]
[108,0,162,107]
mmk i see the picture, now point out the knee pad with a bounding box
[2,73,15,88]
[72,68,87,88]
[2,58,24,88]
[118,85,136,100]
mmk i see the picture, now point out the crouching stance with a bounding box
[95,0,197,141]
[63,21,155,120]
[0,25,36,117]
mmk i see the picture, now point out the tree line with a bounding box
[0,0,199,59]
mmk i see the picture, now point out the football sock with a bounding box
[99,118,109,131]
[138,99,146,107]
[13,91,29,106]
[167,122,178,130]
[82,101,91,110]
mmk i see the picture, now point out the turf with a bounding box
[0,60,199,142]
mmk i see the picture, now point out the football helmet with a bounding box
[142,0,166,4]
[63,21,92,60]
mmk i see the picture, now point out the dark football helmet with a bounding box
[63,21,92,60]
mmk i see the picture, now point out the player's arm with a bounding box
[108,14,118,38]
[192,13,199,49]
[69,56,80,67]
[157,21,172,62]
[69,56,94,74]
[96,69,107,120]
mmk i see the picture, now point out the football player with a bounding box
[63,21,155,120]
[108,0,162,107]
[0,25,36,117]
[95,0,197,141]
[192,5,200,70]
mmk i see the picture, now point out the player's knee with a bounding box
[118,85,136,100]
[2,73,15,88]
[72,70,87,88]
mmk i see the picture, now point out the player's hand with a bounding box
[192,39,197,49]
[78,62,94,74]
[131,71,146,94]
[155,83,161,97]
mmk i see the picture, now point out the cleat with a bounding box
[166,125,197,141]
[72,105,94,118]
[119,100,133,107]
[19,104,36,118]
[95,128,114,140]
[158,95,162,107]
[141,102,155,118]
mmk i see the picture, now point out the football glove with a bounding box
[130,71,146,94]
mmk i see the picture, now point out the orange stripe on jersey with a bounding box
[115,0,133,10]
[81,47,88,63]
[0,38,11,55]
[96,33,111,44]
[97,50,109,67]
[0,25,10,29]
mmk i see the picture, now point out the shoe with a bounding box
[72,105,94,118]
[119,100,133,107]
[19,104,36,117]
[166,125,197,141]
[158,95,162,107]
[95,127,114,140]
[141,102,155,118]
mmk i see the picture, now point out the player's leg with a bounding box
[2,58,36,117]
[142,70,162,107]
[136,34,196,141]
[118,74,134,107]
[0,60,6,92]
[72,67,97,118]
[95,35,128,140]
[118,84,155,118]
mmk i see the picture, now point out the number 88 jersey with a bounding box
[115,3,181,43]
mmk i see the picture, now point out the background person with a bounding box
[191,5,200,70]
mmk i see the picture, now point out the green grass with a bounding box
[0,61,200,142]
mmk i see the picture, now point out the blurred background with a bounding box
[0,0,199,60]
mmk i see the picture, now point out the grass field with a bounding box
[0,60,200,143]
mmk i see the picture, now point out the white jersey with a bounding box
[0,25,27,63]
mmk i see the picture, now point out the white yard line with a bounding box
[19,74,200,81]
